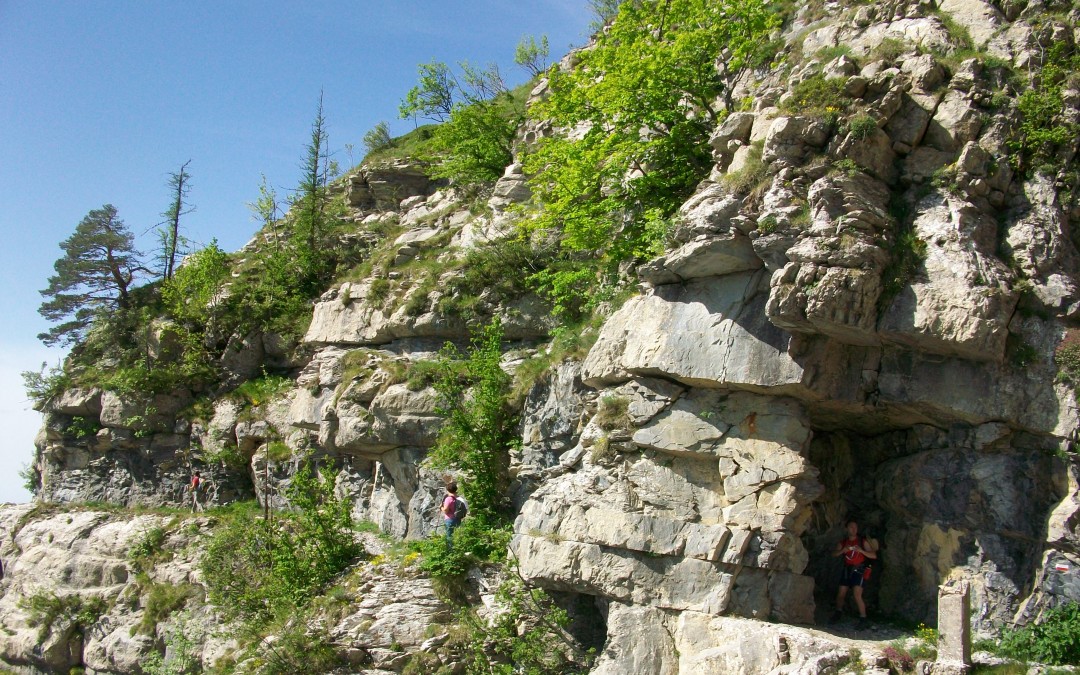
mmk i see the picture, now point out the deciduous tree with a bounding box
[514,34,549,77]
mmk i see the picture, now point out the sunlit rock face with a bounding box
[20,1,1080,673]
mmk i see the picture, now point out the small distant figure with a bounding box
[190,471,203,513]
[440,481,467,545]
[831,519,877,630]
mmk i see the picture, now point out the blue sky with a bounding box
[0,1,594,503]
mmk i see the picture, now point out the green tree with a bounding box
[514,34,550,77]
[284,92,339,296]
[427,319,516,521]
[201,462,362,624]
[38,204,145,346]
[159,159,193,281]
[400,60,521,187]
[296,93,330,254]
[161,239,230,325]
[249,174,280,232]
[399,60,456,122]
[430,94,522,186]
[362,120,393,156]
[521,0,778,313]
[587,0,623,30]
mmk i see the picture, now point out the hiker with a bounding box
[440,481,467,544]
[831,519,877,629]
[190,471,203,513]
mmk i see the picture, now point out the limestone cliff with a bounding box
[10,0,1080,673]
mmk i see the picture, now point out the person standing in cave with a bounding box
[830,519,877,629]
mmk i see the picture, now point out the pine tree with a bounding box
[38,204,144,346]
[160,159,193,280]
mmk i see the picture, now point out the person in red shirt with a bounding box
[190,471,203,513]
[830,519,877,629]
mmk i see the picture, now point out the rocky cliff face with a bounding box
[12,0,1080,673]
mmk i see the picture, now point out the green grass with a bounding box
[360,124,439,165]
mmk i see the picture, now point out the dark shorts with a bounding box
[840,564,866,588]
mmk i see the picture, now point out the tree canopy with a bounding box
[400,60,524,187]
[519,0,779,317]
[38,204,144,347]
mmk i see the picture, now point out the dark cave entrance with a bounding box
[801,425,1065,629]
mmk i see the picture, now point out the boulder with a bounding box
[49,387,103,417]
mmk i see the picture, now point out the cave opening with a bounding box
[801,425,1065,632]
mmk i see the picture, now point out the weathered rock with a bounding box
[519,360,589,471]
[766,172,892,346]
[639,232,762,284]
[0,508,215,674]
[937,0,1005,48]
[48,387,103,417]
[762,116,831,166]
[884,92,939,148]
[346,161,433,211]
[879,194,1017,361]
[581,271,869,406]
[924,90,984,152]
[487,162,531,211]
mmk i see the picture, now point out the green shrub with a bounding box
[1056,329,1080,384]
[257,621,342,675]
[1009,42,1080,176]
[64,416,101,439]
[428,92,525,187]
[722,142,770,198]
[405,358,450,391]
[831,158,862,177]
[846,114,878,140]
[362,121,393,156]
[134,583,199,636]
[426,319,518,521]
[140,611,205,675]
[522,0,779,321]
[201,463,363,625]
[19,463,39,496]
[931,163,960,193]
[456,576,595,674]
[590,435,617,464]
[931,9,974,52]
[780,74,849,120]
[203,443,249,471]
[129,526,169,572]
[879,225,928,312]
[816,45,854,62]
[367,277,391,307]
[232,373,292,408]
[265,440,292,462]
[21,362,71,409]
[415,515,514,582]
[870,37,908,64]
[448,234,557,309]
[20,592,107,642]
[998,602,1080,665]
[595,395,630,430]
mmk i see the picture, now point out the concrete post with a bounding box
[932,580,971,675]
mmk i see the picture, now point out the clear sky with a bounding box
[0,1,594,503]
